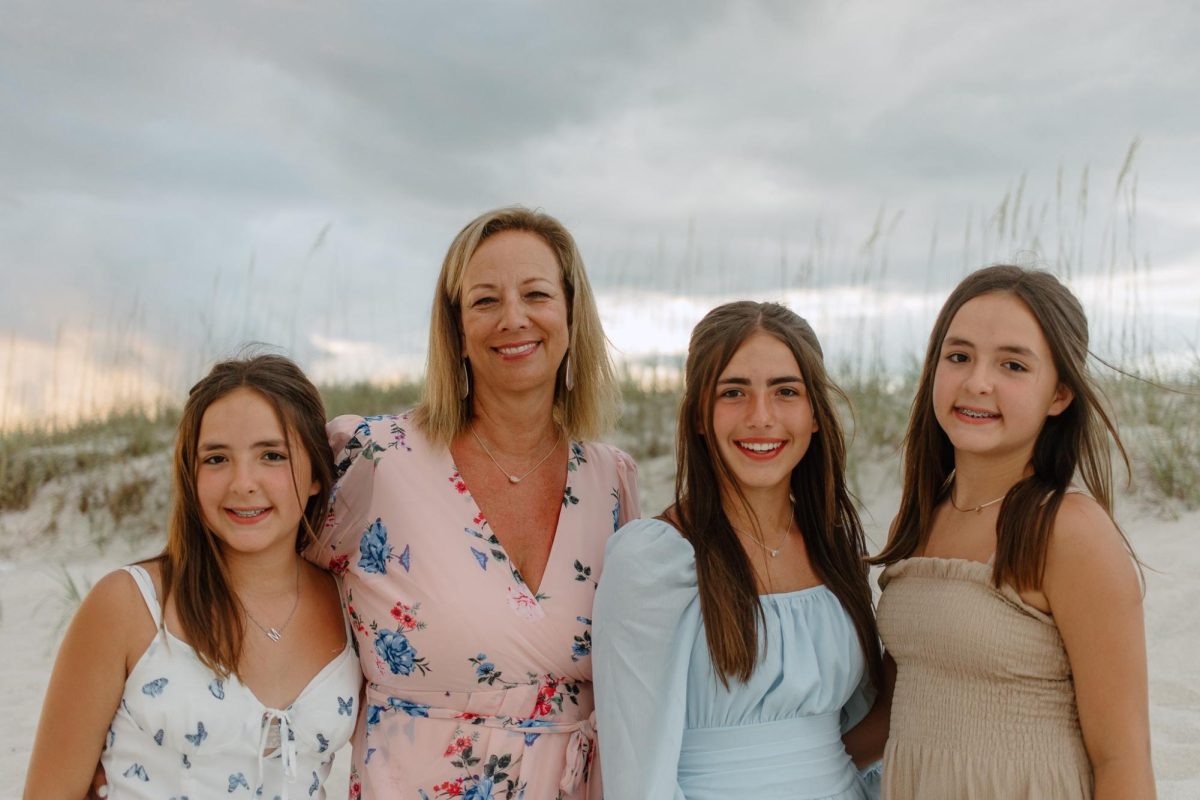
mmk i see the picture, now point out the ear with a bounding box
[1047,382,1074,417]
[308,477,321,498]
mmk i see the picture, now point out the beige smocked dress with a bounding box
[876,557,1093,800]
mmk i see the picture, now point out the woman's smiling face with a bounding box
[459,230,569,400]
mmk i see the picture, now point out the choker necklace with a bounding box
[243,559,300,643]
[950,486,1007,514]
[471,425,563,484]
[735,502,794,558]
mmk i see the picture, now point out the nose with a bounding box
[498,292,531,331]
[230,460,259,495]
[746,392,774,428]
[963,362,993,395]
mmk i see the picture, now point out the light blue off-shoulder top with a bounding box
[594,518,881,800]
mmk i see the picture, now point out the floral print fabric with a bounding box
[308,414,639,800]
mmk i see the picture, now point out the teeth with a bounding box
[498,343,537,356]
[959,408,998,419]
[740,442,782,453]
[232,509,266,518]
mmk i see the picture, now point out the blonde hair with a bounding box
[413,206,618,445]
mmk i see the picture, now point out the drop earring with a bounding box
[460,359,471,400]
[564,353,575,392]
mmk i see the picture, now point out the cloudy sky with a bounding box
[2,0,1198,426]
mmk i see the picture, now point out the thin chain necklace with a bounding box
[242,558,301,643]
[470,425,563,484]
[949,484,1007,514]
[734,501,795,558]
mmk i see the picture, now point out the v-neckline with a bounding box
[453,440,579,600]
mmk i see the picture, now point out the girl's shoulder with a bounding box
[603,517,696,588]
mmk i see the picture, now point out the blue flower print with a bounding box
[474,656,496,680]
[365,704,385,732]
[359,518,393,574]
[471,547,488,570]
[141,677,168,697]
[463,777,495,800]
[517,718,556,746]
[387,696,431,717]
[227,770,250,792]
[375,627,417,675]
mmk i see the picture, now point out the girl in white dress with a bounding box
[25,355,362,799]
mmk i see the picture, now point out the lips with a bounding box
[954,405,1000,423]
[735,439,786,459]
[224,507,271,524]
[494,341,539,358]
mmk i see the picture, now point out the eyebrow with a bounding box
[943,336,1038,358]
[198,439,287,452]
[465,277,557,293]
[717,376,805,386]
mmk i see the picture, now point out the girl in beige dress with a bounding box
[872,266,1155,799]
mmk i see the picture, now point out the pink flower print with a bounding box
[506,585,545,621]
[329,554,350,576]
[442,735,473,757]
[449,470,468,494]
[473,511,486,526]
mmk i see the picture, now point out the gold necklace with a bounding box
[949,485,1007,514]
[734,502,794,558]
[241,559,300,643]
[470,425,563,484]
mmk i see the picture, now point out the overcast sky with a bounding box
[2,0,1198,425]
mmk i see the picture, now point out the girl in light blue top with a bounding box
[594,301,887,799]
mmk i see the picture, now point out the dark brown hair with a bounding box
[871,265,1133,591]
[157,354,333,678]
[673,301,882,688]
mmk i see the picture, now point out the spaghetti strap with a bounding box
[121,564,163,628]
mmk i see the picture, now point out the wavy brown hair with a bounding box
[156,354,333,679]
[413,205,619,445]
[673,301,882,688]
[870,265,1134,591]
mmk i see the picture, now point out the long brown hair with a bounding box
[871,265,1134,591]
[412,205,619,445]
[158,354,334,678]
[674,301,882,688]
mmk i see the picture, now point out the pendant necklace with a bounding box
[471,425,563,484]
[242,559,301,643]
[736,501,795,558]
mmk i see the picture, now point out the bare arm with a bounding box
[842,652,895,768]
[24,571,142,799]
[1043,496,1155,799]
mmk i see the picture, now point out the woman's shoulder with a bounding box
[575,439,637,471]
[327,410,431,463]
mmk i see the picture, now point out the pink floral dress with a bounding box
[307,413,640,800]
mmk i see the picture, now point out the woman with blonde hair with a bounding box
[307,206,640,798]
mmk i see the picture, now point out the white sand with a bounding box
[2,457,1196,798]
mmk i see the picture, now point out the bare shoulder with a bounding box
[1044,492,1140,599]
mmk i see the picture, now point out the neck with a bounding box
[470,390,559,453]
[952,448,1033,507]
[722,483,794,537]
[222,544,300,599]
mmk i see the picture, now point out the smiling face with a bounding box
[932,291,1073,465]
[195,387,319,559]
[709,331,818,498]
[459,230,570,401]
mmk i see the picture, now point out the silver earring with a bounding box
[460,359,471,400]
[564,354,575,391]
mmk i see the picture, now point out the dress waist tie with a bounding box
[365,680,595,792]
